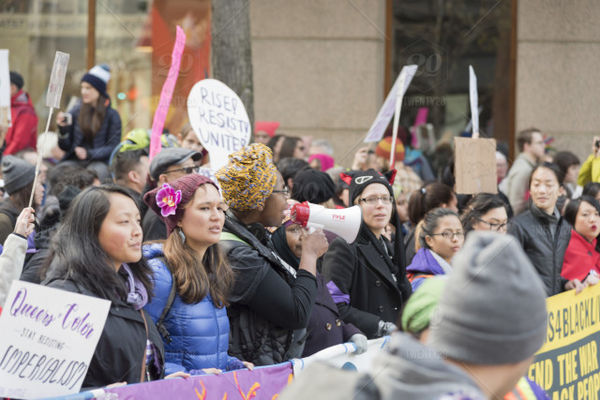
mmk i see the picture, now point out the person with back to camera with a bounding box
[321,169,412,339]
[143,174,253,375]
[56,64,121,181]
[216,143,328,366]
[281,232,550,400]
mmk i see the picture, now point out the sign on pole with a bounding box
[364,65,418,143]
[46,51,69,109]
[0,49,11,127]
[469,65,479,138]
[454,137,497,194]
[149,25,186,161]
[187,79,251,172]
[0,281,110,399]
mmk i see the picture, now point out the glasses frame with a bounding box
[428,231,465,240]
[475,217,507,232]
[164,166,199,175]
[272,187,290,197]
[359,195,394,206]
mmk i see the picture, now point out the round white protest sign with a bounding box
[187,79,251,171]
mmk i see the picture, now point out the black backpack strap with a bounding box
[155,258,176,344]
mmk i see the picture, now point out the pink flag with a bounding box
[149,25,186,160]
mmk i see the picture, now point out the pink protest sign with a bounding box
[149,25,186,160]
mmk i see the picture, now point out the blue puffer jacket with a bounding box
[143,243,242,375]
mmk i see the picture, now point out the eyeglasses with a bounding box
[429,230,464,240]
[475,217,507,232]
[164,166,198,175]
[272,187,290,197]
[359,195,393,206]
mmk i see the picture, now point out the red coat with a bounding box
[5,90,38,155]
[561,229,600,281]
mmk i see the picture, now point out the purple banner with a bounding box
[103,362,292,400]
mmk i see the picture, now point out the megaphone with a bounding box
[290,202,362,243]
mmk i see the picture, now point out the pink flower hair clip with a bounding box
[156,183,182,217]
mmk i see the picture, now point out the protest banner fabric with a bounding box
[0,281,110,399]
[531,284,600,399]
[149,25,186,160]
[47,339,388,400]
[187,79,251,171]
[454,137,497,194]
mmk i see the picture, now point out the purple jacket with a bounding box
[406,248,445,291]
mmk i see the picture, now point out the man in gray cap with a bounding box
[280,232,548,400]
[142,147,202,240]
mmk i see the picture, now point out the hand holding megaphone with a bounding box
[301,228,329,261]
[290,202,362,244]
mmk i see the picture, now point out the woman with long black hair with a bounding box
[43,185,165,388]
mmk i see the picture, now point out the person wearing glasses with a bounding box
[461,193,509,234]
[508,162,582,296]
[321,169,412,339]
[142,148,203,241]
[406,208,464,291]
[216,143,328,366]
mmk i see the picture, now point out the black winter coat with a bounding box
[44,278,164,389]
[220,214,318,366]
[508,204,571,296]
[58,103,121,163]
[321,225,412,338]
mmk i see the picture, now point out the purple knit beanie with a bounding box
[143,174,219,235]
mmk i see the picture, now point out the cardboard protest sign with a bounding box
[531,284,600,399]
[149,25,186,160]
[469,65,479,138]
[364,65,418,143]
[453,137,497,194]
[187,79,251,171]
[46,51,69,109]
[0,281,110,399]
[0,49,11,126]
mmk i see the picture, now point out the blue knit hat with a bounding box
[81,64,110,98]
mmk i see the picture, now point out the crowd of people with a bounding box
[0,64,599,399]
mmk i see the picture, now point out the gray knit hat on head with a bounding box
[428,231,547,365]
[2,155,36,195]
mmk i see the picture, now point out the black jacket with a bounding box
[321,224,412,338]
[58,103,121,163]
[508,203,571,296]
[44,278,164,389]
[220,213,317,366]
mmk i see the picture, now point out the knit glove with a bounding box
[349,333,368,354]
[377,320,397,337]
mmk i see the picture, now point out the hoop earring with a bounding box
[178,227,186,243]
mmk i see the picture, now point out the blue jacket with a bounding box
[58,102,121,163]
[143,243,242,374]
[405,248,445,291]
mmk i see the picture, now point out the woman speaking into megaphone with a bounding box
[321,169,412,339]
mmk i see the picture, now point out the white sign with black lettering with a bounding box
[187,79,251,171]
[0,281,110,399]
